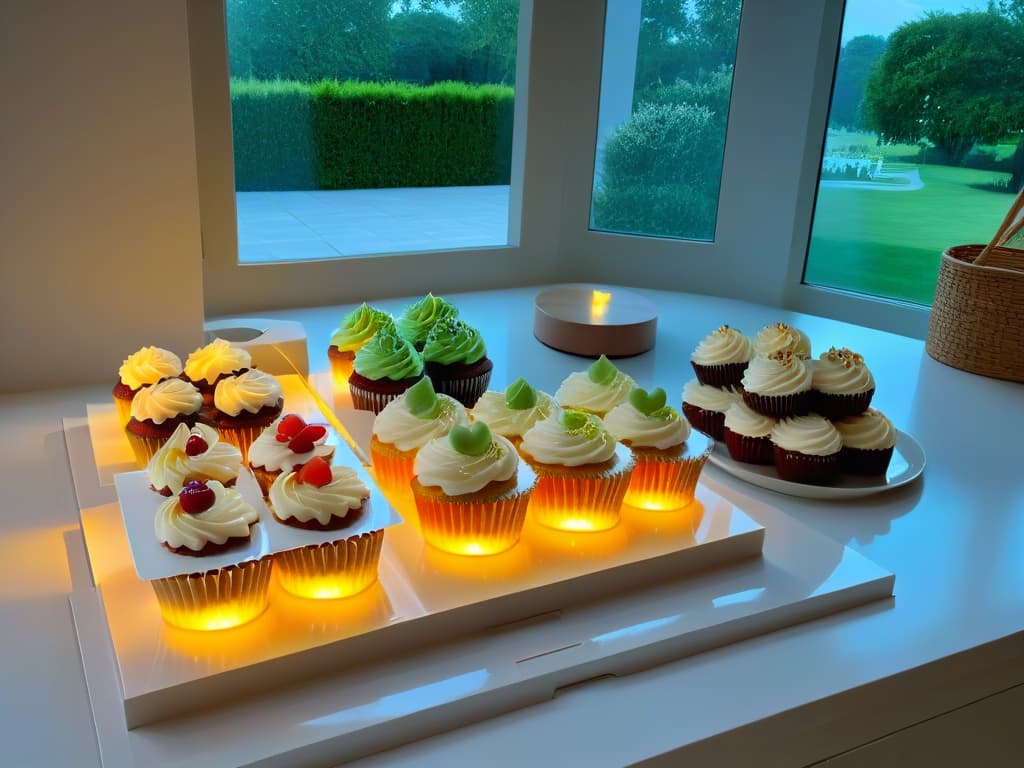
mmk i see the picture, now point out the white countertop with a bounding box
[3,286,1022,767]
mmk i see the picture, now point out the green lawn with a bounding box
[805,163,1014,305]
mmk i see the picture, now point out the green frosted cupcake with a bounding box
[349,325,425,414]
[396,293,459,350]
[328,304,394,379]
[422,318,493,407]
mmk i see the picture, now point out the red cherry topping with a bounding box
[179,480,215,514]
[289,424,328,454]
[296,456,332,487]
[276,414,307,442]
[184,434,209,457]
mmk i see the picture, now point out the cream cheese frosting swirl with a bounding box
[154,480,257,551]
[603,402,690,450]
[692,326,754,365]
[834,408,896,449]
[470,389,556,438]
[413,433,519,495]
[213,369,282,417]
[373,391,468,451]
[682,380,741,412]
[771,415,842,456]
[329,304,394,353]
[555,368,635,414]
[723,401,775,438]
[148,423,242,493]
[130,378,203,424]
[741,354,812,396]
[753,323,812,359]
[249,417,334,471]
[269,466,369,526]
[812,347,874,394]
[184,339,251,386]
[520,410,617,466]
[118,346,182,391]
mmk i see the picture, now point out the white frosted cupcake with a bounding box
[834,408,897,475]
[690,325,753,388]
[555,355,635,417]
[248,414,335,496]
[753,322,812,359]
[811,347,875,419]
[112,346,183,427]
[209,369,284,461]
[741,352,813,419]
[470,377,556,447]
[681,379,740,441]
[184,338,252,403]
[147,422,242,495]
[125,378,204,467]
[723,401,776,465]
[770,414,842,484]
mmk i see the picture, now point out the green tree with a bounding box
[864,11,1024,165]
[829,35,886,131]
[389,10,464,83]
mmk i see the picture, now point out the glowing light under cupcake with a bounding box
[274,530,383,600]
[150,558,273,631]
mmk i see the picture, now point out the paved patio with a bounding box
[236,185,510,263]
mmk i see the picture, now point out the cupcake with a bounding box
[834,408,897,475]
[248,414,335,496]
[327,303,394,381]
[681,379,740,441]
[811,347,875,419]
[520,408,635,532]
[422,318,493,407]
[183,338,251,404]
[554,354,636,417]
[150,479,270,630]
[470,377,556,448]
[770,415,842,484]
[269,456,380,599]
[125,378,204,467]
[207,369,284,462]
[370,377,469,492]
[604,387,711,511]
[691,326,753,388]
[348,325,425,415]
[722,401,776,465]
[112,346,182,426]
[395,292,459,351]
[753,322,812,359]
[147,422,242,495]
[412,422,534,556]
[740,351,812,419]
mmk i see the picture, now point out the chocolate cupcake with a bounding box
[740,351,812,419]
[681,379,740,441]
[422,318,493,407]
[722,401,776,465]
[348,325,425,414]
[183,338,251,405]
[112,345,182,427]
[770,414,842,484]
[125,377,204,467]
[395,292,459,351]
[207,369,284,462]
[834,408,897,475]
[327,304,394,381]
[811,347,875,419]
[690,325,753,388]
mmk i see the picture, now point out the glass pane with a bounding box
[590,0,742,241]
[225,0,519,263]
[804,0,1021,305]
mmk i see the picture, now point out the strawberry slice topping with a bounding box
[179,480,215,514]
[296,456,332,487]
[288,424,327,454]
[276,414,307,442]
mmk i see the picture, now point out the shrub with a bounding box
[231,79,318,190]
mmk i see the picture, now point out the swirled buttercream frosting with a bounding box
[604,401,690,450]
[373,391,468,451]
[249,417,333,471]
[413,430,519,496]
[118,346,182,391]
[833,408,896,449]
[812,347,874,394]
[770,415,842,456]
[148,423,242,493]
[184,339,251,386]
[154,480,257,552]
[353,326,424,381]
[520,410,617,467]
[741,353,812,396]
[130,378,203,424]
[682,380,741,412]
[213,369,282,417]
[329,304,394,353]
[470,384,555,438]
[396,293,458,348]
[723,401,775,438]
[555,356,635,414]
[269,466,370,526]
[753,323,812,359]
[692,326,754,365]
[422,319,487,365]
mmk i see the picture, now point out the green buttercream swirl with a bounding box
[422,319,486,365]
[353,326,424,381]
[396,293,458,348]
[329,304,394,353]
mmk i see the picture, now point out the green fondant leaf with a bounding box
[629,386,667,416]
[505,377,537,410]
[587,354,618,385]
[560,409,589,431]
[405,377,440,419]
[449,422,492,456]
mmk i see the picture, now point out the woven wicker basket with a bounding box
[926,243,1024,382]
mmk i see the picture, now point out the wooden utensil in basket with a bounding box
[926,186,1024,382]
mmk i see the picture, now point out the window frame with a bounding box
[190,0,930,339]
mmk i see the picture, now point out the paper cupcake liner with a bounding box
[742,390,811,420]
[724,428,775,465]
[691,361,747,389]
[839,445,893,476]
[150,558,273,631]
[349,383,406,415]
[217,424,265,465]
[250,466,281,497]
[113,395,134,429]
[529,463,634,532]
[811,389,874,420]
[622,450,709,511]
[124,431,168,469]
[430,370,492,408]
[414,489,532,556]
[274,529,384,599]
[681,402,726,441]
[369,443,416,495]
[773,446,839,485]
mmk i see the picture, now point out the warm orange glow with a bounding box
[276,571,377,600]
[624,492,692,512]
[531,507,620,533]
[274,530,383,600]
[424,532,520,557]
[157,599,267,632]
[622,500,705,538]
[524,515,631,559]
[590,289,612,321]
[420,533,532,578]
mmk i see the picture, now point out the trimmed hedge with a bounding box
[231,79,514,191]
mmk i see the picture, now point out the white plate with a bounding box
[706,430,925,500]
